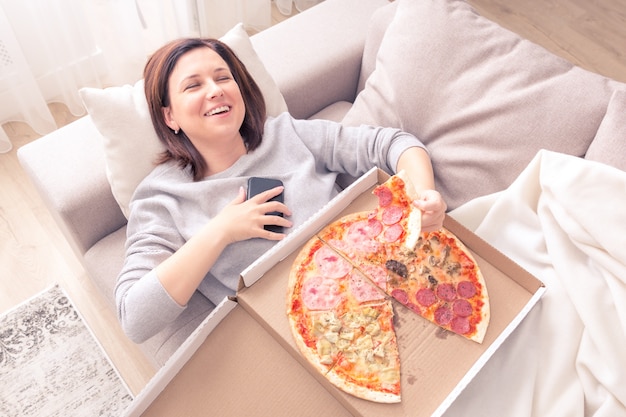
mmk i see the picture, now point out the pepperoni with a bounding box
[434,306,453,325]
[457,281,477,299]
[383,223,404,243]
[314,245,351,279]
[381,205,404,225]
[436,283,457,302]
[349,271,384,302]
[452,299,473,317]
[391,289,409,304]
[374,185,393,207]
[450,316,471,335]
[415,288,436,307]
[301,275,342,310]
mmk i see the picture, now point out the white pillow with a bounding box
[80,23,288,218]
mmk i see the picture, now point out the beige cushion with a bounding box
[343,0,624,209]
[355,1,397,94]
[80,23,288,218]
[585,89,626,172]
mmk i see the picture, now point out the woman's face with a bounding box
[162,47,246,149]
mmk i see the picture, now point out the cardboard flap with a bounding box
[123,297,237,417]
[136,302,354,417]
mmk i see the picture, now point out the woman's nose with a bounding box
[206,83,224,99]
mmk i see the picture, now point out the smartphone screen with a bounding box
[246,177,284,233]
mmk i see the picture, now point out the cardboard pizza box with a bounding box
[125,167,544,417]
[236,167,545,417]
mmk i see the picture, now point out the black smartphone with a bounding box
[246,177,284,233]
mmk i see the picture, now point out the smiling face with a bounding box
[162,47,246,153]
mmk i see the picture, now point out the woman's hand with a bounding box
[212,186,293,244]
[396,147,447,232]
[412,189,447,232]
[155,185,292,306]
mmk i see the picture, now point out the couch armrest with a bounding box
[18,116,127,258]
[251,0,389,119]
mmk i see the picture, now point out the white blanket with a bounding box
[443,150,626,417]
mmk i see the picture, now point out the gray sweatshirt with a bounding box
[116,113,425,342]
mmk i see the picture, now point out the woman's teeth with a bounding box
[207,106,229,116]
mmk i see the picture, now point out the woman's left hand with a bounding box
[412,189,447,232]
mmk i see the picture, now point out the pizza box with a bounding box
[235,167,546,417]
[123,167,545,417]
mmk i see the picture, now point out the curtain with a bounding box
[0,0,271,153]
[274,0,323,15]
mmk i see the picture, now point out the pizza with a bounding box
[286,171,490,403]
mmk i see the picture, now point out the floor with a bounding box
[0,0,624,400]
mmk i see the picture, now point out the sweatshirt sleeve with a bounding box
[115,175,187,343]
[290,116,427,178]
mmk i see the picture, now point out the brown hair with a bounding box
[144,38,266,180]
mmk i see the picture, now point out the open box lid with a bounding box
[123,297,238,417]
[126,296,355,417]
[237,167,545,417]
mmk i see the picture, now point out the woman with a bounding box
[115,38,446,344]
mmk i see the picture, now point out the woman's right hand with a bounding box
[155,185,292,306]
[212,186,293,245]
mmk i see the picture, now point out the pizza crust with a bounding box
[435,228,490,343]
[325,367,401,403]
[472,277,490,343]
[395,169,419,201]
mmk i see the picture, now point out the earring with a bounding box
[174,129,179,135]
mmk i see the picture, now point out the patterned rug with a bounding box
[0,285,133,416]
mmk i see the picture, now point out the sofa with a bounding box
[18,0,626,381]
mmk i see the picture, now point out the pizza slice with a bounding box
[370,172,490,342]
[314,170,420,260]
[384,228,490,343]
[286,236,402,403]
[371,169,422,250]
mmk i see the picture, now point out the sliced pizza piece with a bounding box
[286,236,402,403]
[384,228,490,343]
[370,172,490,342]
[314,170,423,276]
[314,299,401,404]
[372,169,422,250]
